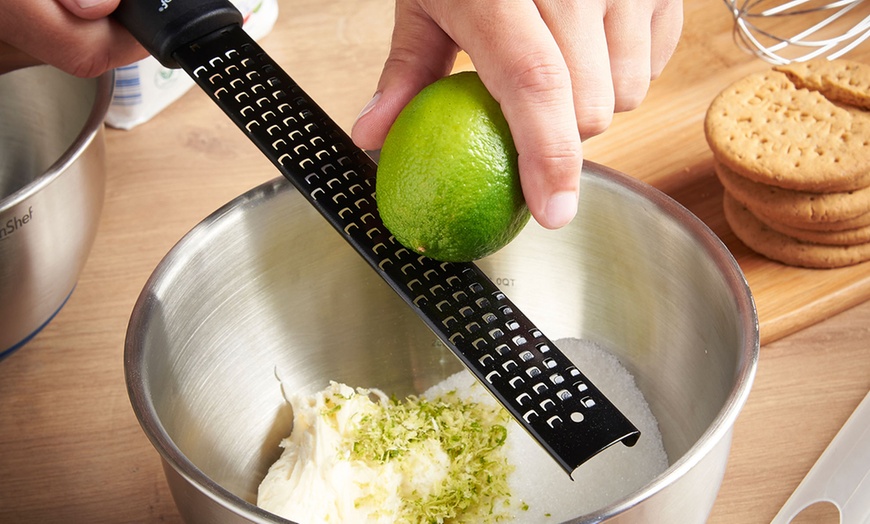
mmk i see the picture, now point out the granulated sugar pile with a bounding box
[425,337,669,521]
[259,337,668,522]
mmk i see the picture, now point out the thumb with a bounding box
[351,3,458,151]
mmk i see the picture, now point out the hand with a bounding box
[0,0,147,77]
[351,0,683,229]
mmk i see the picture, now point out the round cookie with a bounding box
[705,70,870,192]
[714,161,870,224]
[754,206,870,232]
[775,58,870,110]
[723,192,870,269]
[753,212,870,246]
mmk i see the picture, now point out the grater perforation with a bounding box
[115,2,640,475]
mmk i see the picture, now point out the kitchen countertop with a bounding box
[1,0,868,522]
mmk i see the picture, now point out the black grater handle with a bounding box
[114,2,641,476]
[113,0,243,69]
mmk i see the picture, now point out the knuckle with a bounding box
[382,45,454,84]
[68,62,103,79]
[534,140,584,182]
[613,91,646,113]
[67,51,112,79]
[507,53,571,95]
[575,92,616,138]
[382,50,417,73]
[613,77,650,113]
[578,111,613,139]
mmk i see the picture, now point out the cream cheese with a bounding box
[257,381,513,523]
[258,338,670,523]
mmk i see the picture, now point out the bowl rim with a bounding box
[125,162,759,523]
[581,163,759,520]
[0,66,114,213]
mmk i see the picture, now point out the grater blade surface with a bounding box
[170,25,639,476]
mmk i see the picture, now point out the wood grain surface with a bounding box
[1,1,868,522]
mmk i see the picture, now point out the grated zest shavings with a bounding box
[321,385,516,523]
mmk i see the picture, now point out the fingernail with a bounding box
[75,0,110,7]
[544,191,578,228]
[354,91,381,125]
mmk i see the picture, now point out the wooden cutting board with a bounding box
[451,22,870,346]
[666,167,870,346]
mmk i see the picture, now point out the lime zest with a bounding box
[320,384,517,523]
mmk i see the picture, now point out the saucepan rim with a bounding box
[0,66,113,213]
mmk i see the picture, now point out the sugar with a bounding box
[424,337,669,522]
[261,337,669,522]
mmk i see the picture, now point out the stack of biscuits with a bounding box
[704,58,870,268]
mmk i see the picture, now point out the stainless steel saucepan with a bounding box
[0,66,112,358]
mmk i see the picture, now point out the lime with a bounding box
[376,71,530,262]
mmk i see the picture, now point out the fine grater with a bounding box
[114,0,640,476]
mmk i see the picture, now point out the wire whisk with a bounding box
[723,0,870,64]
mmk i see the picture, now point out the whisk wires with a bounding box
[723,0,870,64]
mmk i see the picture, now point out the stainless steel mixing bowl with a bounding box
[0,66,112,358]
[126,163,758,523]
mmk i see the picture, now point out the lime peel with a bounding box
[377,71,530,262]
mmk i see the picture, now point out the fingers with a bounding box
[0,1,146,77]
[538,0,614,139]
[355,0,683,230]
[351,0,458,151]
[604,4,653,113]
[54,0,121,20]
[650,0,683,79]
[356,0,583,229]
[0,39,40,74]
[602,0,682,110]
[538,0,673,137]
[457,2,583,229]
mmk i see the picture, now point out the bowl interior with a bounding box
[0,66,99,203]
[127,164,757,521]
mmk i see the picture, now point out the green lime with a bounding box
[376,71,530,262]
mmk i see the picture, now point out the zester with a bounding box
[113,0,640,476]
